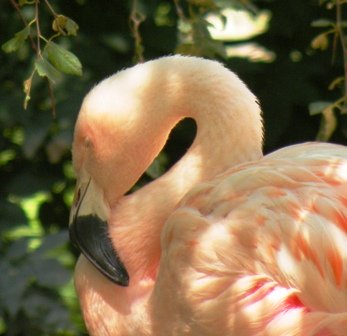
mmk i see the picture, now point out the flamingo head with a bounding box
[68,65,165,287]
[69,170,129,286]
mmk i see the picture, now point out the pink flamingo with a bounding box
[69,55,347,335]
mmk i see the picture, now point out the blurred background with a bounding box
[1,0,346,335]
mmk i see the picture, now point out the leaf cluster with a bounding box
[309,0,347,140]
[2,0,82,112]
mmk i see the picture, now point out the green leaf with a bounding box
[6,238,29,261]
[6,171,55,196]
[191,17,227,58]
[30,258,70,287]
[0,259,30,316]
[176,43,200,56]
[309,102,336,140]
[311,19,334,27]
[19,0,35,5]
[45,41,82,76]
[22,289,75,332]
[23,76,33,109]
[188,0,218,10]
[317,106,336,141]
[52,15,79,36]
[46,134,70,163]
[329,76,344,90]
[34,231,68,255]
[22,125,48,158]
[22,114,51,158]
[64,17,79,36]
[308,101,332,115]
[13,26,30,40]
[311,32,329,50]
[2,37,23,53]
[34,56,61,82]
[0,201,28,232]
[1,26,30,53]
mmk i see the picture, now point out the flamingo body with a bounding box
[152,142,347,335]
[69,56,347,335]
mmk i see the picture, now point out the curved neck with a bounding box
[105,56,263,283]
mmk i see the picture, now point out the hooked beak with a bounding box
[69,179,129,286]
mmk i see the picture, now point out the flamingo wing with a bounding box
[151,142,347,336]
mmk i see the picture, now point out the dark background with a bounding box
[1,0,346,334]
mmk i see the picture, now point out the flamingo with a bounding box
[69,55,347,335]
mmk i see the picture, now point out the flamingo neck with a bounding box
[106,56,263,284]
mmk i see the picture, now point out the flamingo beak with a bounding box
[69,178,129,286]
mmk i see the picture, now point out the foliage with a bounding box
[1,0,347,335]
[2,0,81,113]
[309,0,347,140]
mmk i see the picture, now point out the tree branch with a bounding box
[129,0,145,63]
[10,0,37,52]
[336,0,347,112]
[35,0,42,55]
[44,0,58,18]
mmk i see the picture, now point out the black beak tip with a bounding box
[110,270,129,287]
[70,215,130,287]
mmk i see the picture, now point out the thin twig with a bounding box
[46,77,56,118]
[173,0,187,21]
[35,0,41,55]
[336,0,347,111]
[10,0,37,52]
[129,0,145,63]
[44,0,58,17]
